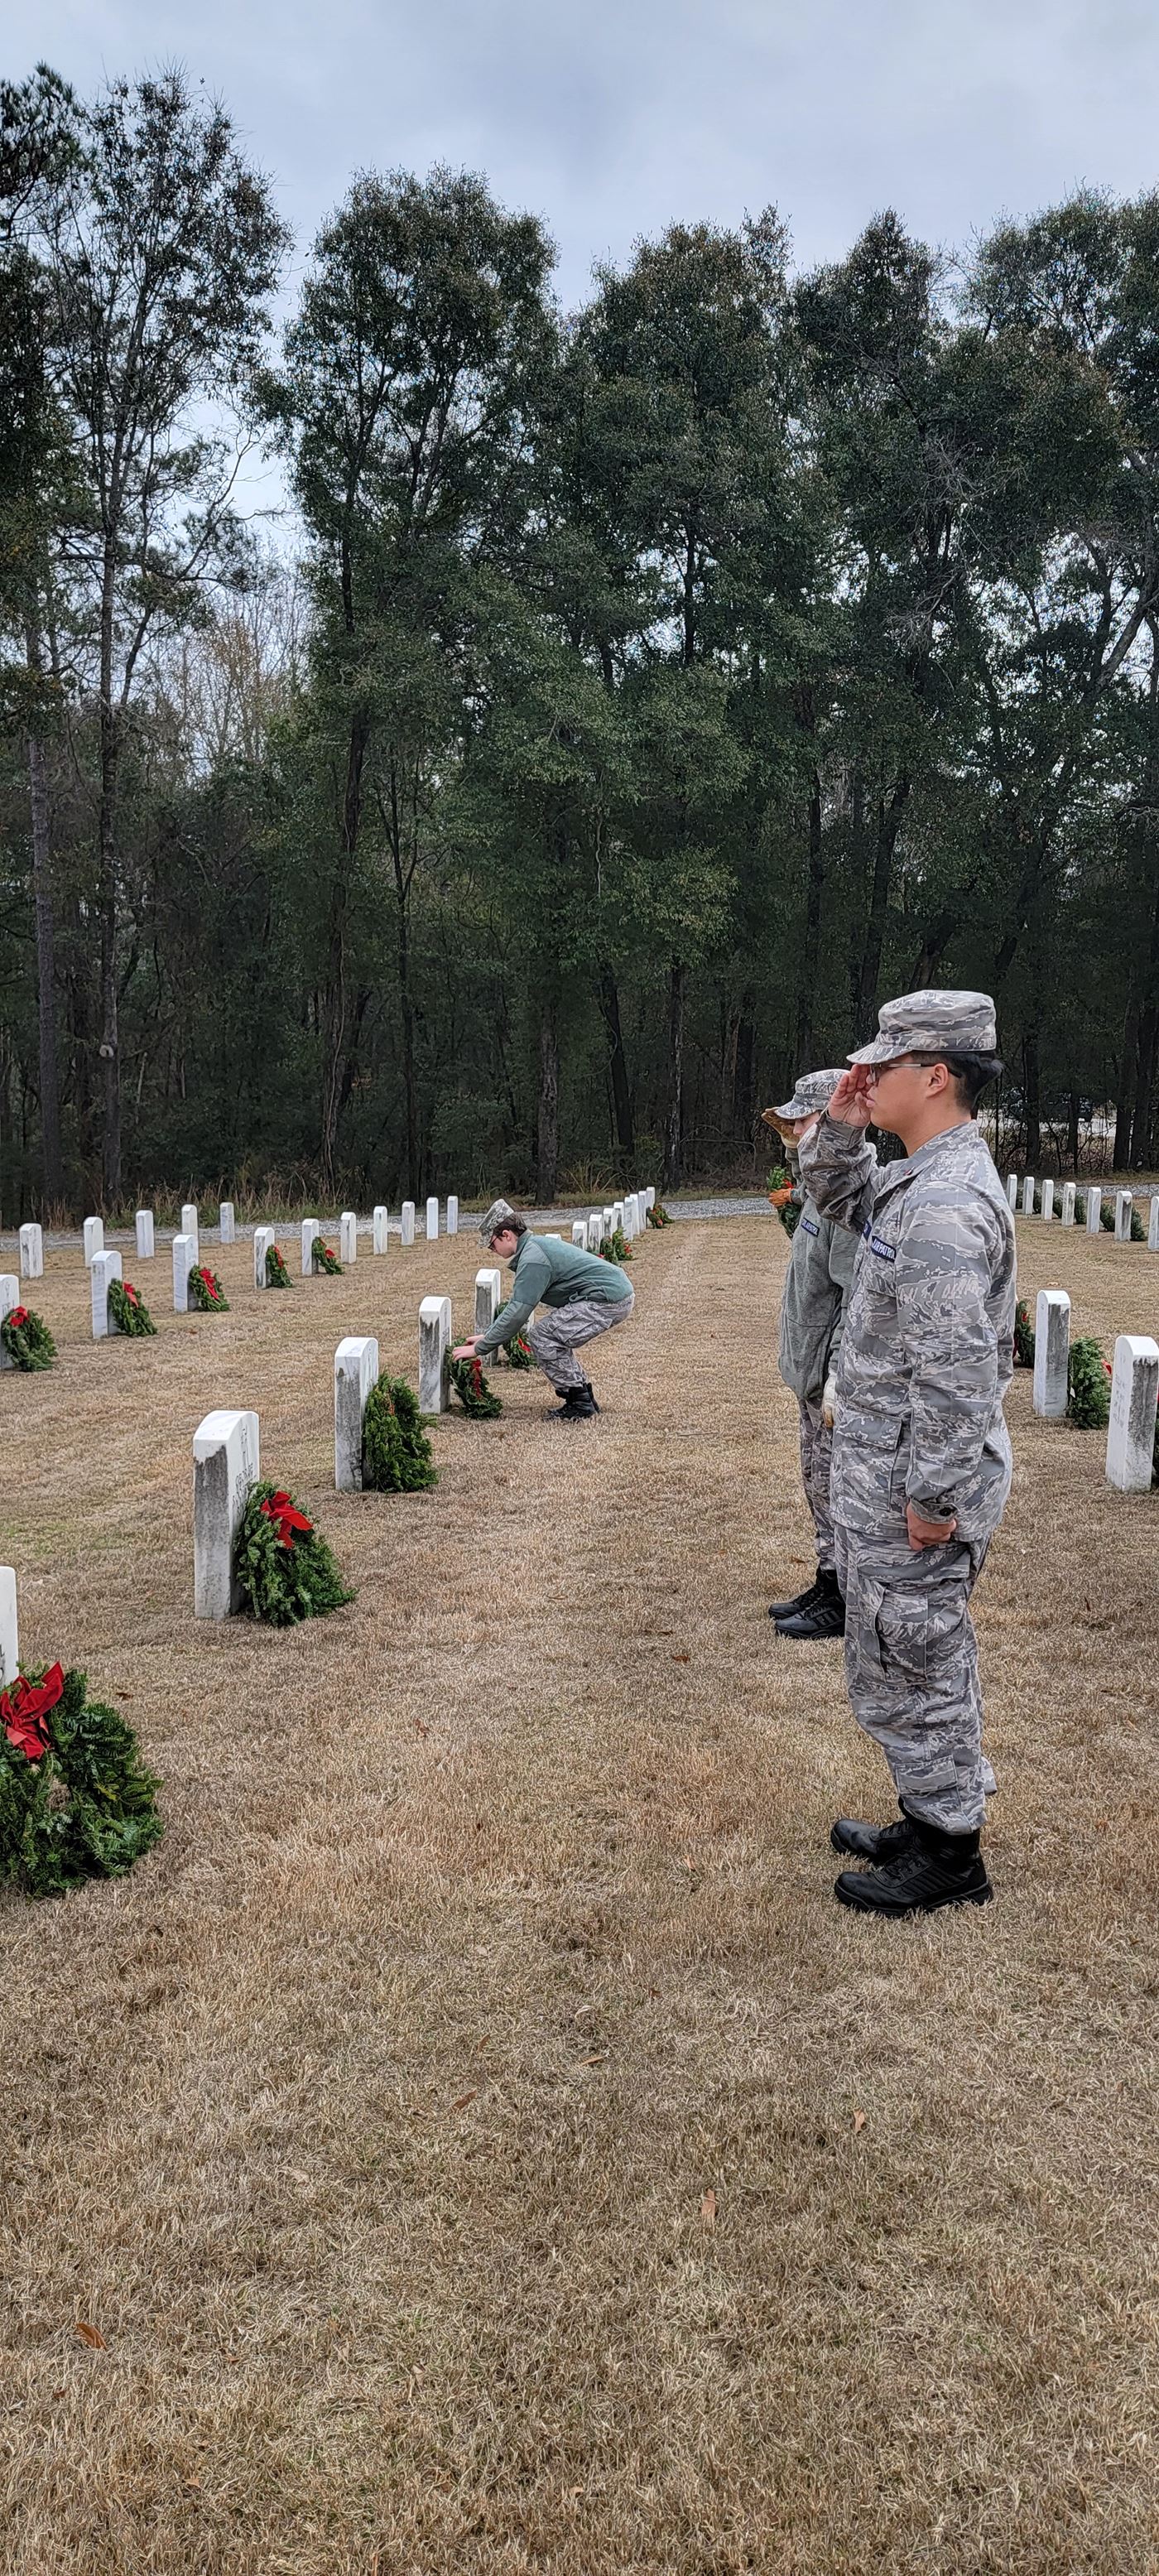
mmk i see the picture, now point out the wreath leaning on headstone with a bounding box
[1067,1338,1112,1430]
[1,1304,56,1370]
[265,1243,292,1288]
[493,1300,533,1367]
[108,1278,156,1336]
[311,1238,343,1274]
[599,1225,632,1266]
[450,1355,503,1418]
[647,1201,673,1227]
[0,1662,162,1899]
[1013,1300,1036,1367]
[188,1265,229,1311]
[362,1375,438,1490]
[234,1480,354,1625]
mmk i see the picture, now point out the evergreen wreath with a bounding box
[767,1164,802,1240]
[647,1201,673,1227]
[108,1278,156,1336]
[1013,1299,1036,1367]
[1067,1337,1111,1429]
[362,1374,438,1491]
[599,1225,632,1264]
[234,1480,353,1625]
[493,1298,533,1366]
[450,1355,503,1417]
[311,1238,343,1274]
[1,1304,56,1370]
[188,1265,229,1312]
[265,1242,292,1288]
[0,1662,162,1899]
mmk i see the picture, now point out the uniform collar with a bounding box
[874,1117,986,1202]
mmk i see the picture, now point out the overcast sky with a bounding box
[11,0,1159,525]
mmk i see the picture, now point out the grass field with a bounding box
[2,1211,1158,2574]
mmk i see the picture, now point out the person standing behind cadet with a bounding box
[762,1069,857,1640]
[798,990,1015,1919]
[452,1199,633,1420]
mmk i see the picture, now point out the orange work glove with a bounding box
[768,1185,796,1209]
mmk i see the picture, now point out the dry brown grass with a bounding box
[2,1214,1158,2574]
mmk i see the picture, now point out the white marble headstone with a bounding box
[172,1232,196,1313]
[1150,1195,1159,1253]
[135,1210,155,1260]
[19,1222,44,1280]
[0,1274,19,1373]
[340,1211,358,1264]
[181,1203,199,1257]
[91,1248,123,1339]
[301,1217,320,1276]
[426,1196,439,1242]
[418,1294,451,1413]
[193,1407,260,1618]
[1006,1175,1018,1211]
[84,1216,103,1267]
[373,1204,389,1255]
[474,1268,501,1334]
[219,1201,236,1245]
[1032,1289,1070,1419]
[1021,1177,1035,1216]
[1114,1188,1133,1243]
[253,1225,275,1289]
[0,1565,17,1687]
[587,1213,603,1250]
[1041,1180,1054,1223]
[446,1196,459,1236]
[334,1334,380,1491]
[572,1221,588,1247]
[401,1201,416,1246]
[1085,1187,1102,1235]
[1061,1183,1075,1228]
[1106,1336,1159,1492]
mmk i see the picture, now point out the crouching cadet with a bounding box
[453,1199,634,1420]
[798,989,1015,1917]
[762,1069,856,1639]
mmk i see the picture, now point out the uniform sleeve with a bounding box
[798,1113,879,1237]
[824,1215,859,1367]
[475,1242,551,1355]
[895,1197,1001,1511]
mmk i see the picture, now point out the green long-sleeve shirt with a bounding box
[475,1231,633,1355]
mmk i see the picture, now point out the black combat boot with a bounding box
[830,1803,916,1865]
[775,1567,845,1639]
[834,1815,993,1915]
[768,1574,823,1623]
[552,1380,599,1421]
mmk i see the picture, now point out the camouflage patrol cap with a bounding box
[849,989,998,1067]
[479,1197,520,1245]
[764,1068,845,1124]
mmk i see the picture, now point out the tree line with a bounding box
[3,65,1159,1219]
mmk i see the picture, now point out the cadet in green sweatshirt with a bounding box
[763,1070,857,1640]
[452,1199,634,1421]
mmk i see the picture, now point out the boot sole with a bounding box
[834,1873,993,1915]
[773,1622,846,1640]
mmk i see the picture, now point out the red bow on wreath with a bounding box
[260,1490,313,1548]
[7,1306,28,1329]
[124,1282,138,1304]
[1,1661,65,1760]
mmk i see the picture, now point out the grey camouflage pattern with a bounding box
[777,1188,858,1403]
[798,1394,836,1572]
[799,1112,1016,1833]
[849,986,998,1066]
[527,1292,634,1389]
[769,1067,845,1120]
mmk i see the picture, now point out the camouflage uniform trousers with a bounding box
[797,1394,837,1573]
[527,1289,635,1390]
[833,1524,998,1833]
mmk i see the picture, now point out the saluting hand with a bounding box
[826,1067,874,1129]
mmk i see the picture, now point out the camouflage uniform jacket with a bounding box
[777,1182,858,1403]
[798,1114,1017,1538]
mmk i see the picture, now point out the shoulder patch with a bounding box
[868,1233,897,1262]
[800,1215,820,1237]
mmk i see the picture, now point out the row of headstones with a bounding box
[1008,1176,1159,1246]
[65,1197,464,1275]
[1029,1287,1158,1491]
[192,1200,656,1616]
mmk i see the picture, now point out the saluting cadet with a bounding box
[762,1069,858,1640]
[453,1199,634,1421]
[798,990,1015,1917]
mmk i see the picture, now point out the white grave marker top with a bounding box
[84,1216,103,1267]
[1106,1336,1159,1493]
[91,1248,123,1339]
[135,1210,155,1260]
[1021,1176,1035,1216]
[1150,1195,1159,1253]
[181,1203,199,1254]
[253,1225,275,1289]
[172,1233,196,1313]
[587,1213,603,1250]
[426,1197,440,1241]
[474,1268,501,1334]
[572,1221,588,1247]
[1006,1175,1018,1211]
[1114,1188,1133,1243]
[373,1204,389,1255]
[219,1201,236,1244]
[1061,1183,1076,1228]
[1041,1180,1055,1223]
[1032,1289,1070,1419]
[418,1294,452,1413]
[1086,1187,1103,1235]
[340,1211,358,1264]
[301,1217,320,1275]
[401,1201,416,1246]
[446,1196,459,1236]
[0,1275,19,1373]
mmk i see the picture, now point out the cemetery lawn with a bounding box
[2,1214,1158,2576]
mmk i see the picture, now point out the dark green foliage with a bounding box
[362,1375,438,1492]
[1014,1300,1036,1368]
[599,1226,632,1265]
[0,1665,162,1899]
[264,1243,291,1288]
[311,1238,342,1274]
[646,1202,673,1227]
[187,1265,228,1311]
[0,1305,55,1369]
[1067,1338,1111,1429]
[234,1479,353,1625]
[450,1355,503,1418]
[108,1278,156,1336]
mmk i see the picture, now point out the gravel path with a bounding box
[2,1196,772,1254]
